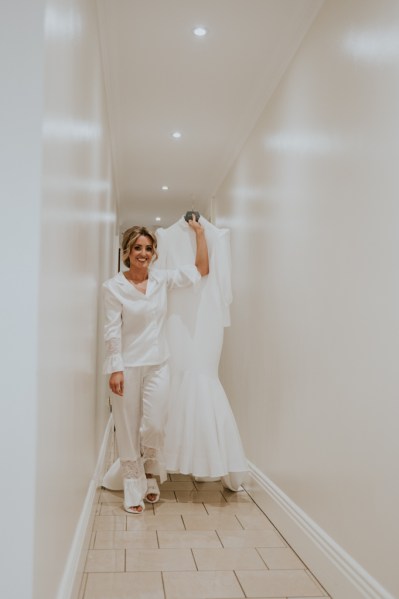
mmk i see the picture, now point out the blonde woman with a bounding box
[103,217,208,513]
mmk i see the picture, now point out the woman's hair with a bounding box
[121,226,158,268]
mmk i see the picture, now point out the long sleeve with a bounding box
[213,229,233,326]
[103,283,124,374]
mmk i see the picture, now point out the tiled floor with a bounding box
[78,437,331,599]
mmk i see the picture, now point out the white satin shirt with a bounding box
[102,266,201,373]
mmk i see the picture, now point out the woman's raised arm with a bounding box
[188,215,209,276]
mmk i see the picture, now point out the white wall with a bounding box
[216,0,399,597]
[0,2,45,598]
[33,1,116,598]
[0,1,116,598]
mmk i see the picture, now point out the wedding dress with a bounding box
[155,216,248,489]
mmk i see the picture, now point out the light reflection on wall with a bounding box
[44,5,83,40]
[344,30,399,63]
[264,131,337,154]
[44,177,111,195]
[41,208,116,224]
[43,118,102,142]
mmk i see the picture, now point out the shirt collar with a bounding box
[115,268,155,287]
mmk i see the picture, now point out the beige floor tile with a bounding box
[306,570,330,596]
[94,530,158,549]
[126,548,196,571]
[99,503,124,516]
[193,547,267,570]
[84,572,164,599]
[222,490,255,504]
[169,473,193,481]
[193,480,224,491]
[157,490,178,502]
[89,531,96,550]
[93,516,126,531]
[205,502,263,514]
[236,569,324,597]
[154,502,207,515]
[258,547,306,570]
[182,514,242,531]
[77,573,87,599]
[158,530,222,548]
[161,480,196,491]
[84,549,125,573]
[218,529,286,548]
[235,512,275,530]
[99,489,123,503]
[176,490,227,503]
[163,571,244,599]
[126,514,184,531]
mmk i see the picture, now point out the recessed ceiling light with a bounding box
[172,131,182,139]
[161,185,169,191]
[193,26,207,37]
[155,217,161,222]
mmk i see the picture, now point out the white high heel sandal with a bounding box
[145,478,160,503]
[124,501,145,514]
[123,478,146,514]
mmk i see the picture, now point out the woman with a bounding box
[103,215,209,513]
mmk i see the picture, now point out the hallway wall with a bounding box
[35,1,116,598]
[216,0,399,596]
[0,2,46,598]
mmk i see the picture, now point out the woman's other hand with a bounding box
[109,371,124,396]
[187,213,203,233]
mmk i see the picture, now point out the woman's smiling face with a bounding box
[128,235,154,271]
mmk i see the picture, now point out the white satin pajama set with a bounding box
[102,266,201,508]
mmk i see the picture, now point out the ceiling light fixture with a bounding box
[155,217,161,222]
[193,26,207,37]
[161,186,169,190]
[172,131,182,139]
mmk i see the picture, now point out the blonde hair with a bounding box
[121,226,158,268]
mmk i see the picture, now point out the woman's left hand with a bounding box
[188,214,204,233]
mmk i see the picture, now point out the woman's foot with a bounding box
[145,476,160,503]
[123,477,147,514]
[124,501,145,514]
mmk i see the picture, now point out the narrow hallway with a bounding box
[2,1,399,598]
[78,433,329,599]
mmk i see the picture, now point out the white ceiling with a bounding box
[96,0,323,230]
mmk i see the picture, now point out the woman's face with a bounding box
[128,235,154,271]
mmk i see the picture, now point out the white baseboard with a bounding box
[56,415,113,599]
[246,460,395,599]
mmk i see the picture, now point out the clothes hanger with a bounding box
[184,195,200,223]
[184,210,200,223]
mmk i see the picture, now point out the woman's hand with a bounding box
[109,371,124,396]
[188,214,209,276]
[187,213,204,233]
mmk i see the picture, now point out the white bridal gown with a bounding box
[155,216,248,489]
[102,216,248,492]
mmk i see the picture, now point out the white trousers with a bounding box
[111,362,170,506]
